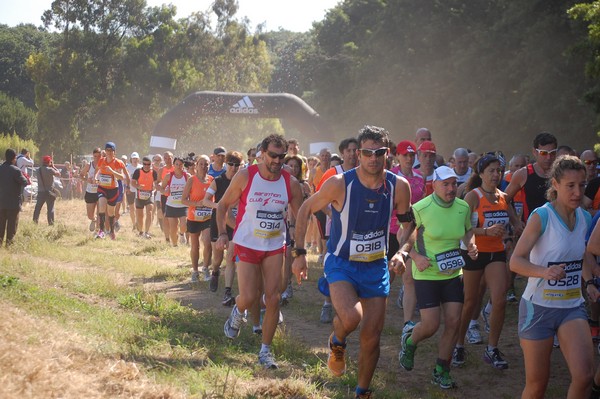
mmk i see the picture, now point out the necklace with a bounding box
[480,187,496,195]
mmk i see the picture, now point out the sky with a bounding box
[0,0,340,32]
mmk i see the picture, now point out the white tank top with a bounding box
[165,173,188,208]
[522,203,591,308]
[233,165,291,251]
[86,161,98,193]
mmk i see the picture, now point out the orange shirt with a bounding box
[187,175,214,222]
[96,157,125,189]
[473,188,509,252]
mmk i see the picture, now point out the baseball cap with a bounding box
[213,146,226,155]
[417,141,436,154]
[105,141,116,151]
[396,140,417,155]
[130,152,140,159]
[433,166,458,181]
[42,155,52,164]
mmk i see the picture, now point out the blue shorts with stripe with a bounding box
[324,253,389,298]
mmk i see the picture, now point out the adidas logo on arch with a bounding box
[230,96,259,114]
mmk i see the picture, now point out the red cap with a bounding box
[396,140,417,155]
[42,155,52,164]
[417,141,436,154]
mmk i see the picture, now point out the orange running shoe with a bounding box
[327,333,346,376]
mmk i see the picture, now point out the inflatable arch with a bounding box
[150,91,331,153]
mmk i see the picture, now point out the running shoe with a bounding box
[143,232,152,239]
[224,305,246,339]
[203,267,211,281]
[483,347,508,369]
[252,326,262,335]
[451,346,465,367]
[320,303,333,324]
[355,390,373,399]
[402,320,416,335]
[506,288,518,303]
[431,367,456,389]
[399,331,416,371]
[282,282,293,300]
[481,306,491,334]
[179,233,186,245]
[466,323,483,344]
[258,350,278,369]
[191,271,200,283]
[327,333,346,376]
[114,220,121,232]
[397,285,404,309]
[95,230,105,239]
[222,289,235,306]
[210,271,219,292]
[89,219,96,232]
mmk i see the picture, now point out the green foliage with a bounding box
[0,132,38,161]
[0,92,37,139]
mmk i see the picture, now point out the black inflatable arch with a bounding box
[150,91,331,153]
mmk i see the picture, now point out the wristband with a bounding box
[586,279,595,288]
[291,247,307,258]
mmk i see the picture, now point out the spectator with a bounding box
[0,149,28,246]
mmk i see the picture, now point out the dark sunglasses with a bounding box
[584,160,598,166]
[359,147,388,157]
[266,151,287,160]
[227,162,241,167]
[143,162,151,166]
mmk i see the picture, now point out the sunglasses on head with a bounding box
[535,148,557,157]
[359,147,388,157]
[227,162,241,167]
[266,151,287,160]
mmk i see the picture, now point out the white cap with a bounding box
[433,166,458,181]
[130,152,140,159]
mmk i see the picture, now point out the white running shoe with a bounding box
[258,351,278,369]
[224,305,246,339]
[466,323,483,344]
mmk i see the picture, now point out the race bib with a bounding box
[137,190,152,201]
[349,229,386,262]
[253,210,284,239]
[482,210,509,228]
[435,249,465,273]
[87,183,98,193]
[170,190,183,202]
[514,202,524,218]
[98,173,112,186]
[193,206,212,222]
[543,260,582,301]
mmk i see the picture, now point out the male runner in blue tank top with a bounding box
[292,125,414,399]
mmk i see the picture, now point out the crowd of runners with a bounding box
[70,128,600,399]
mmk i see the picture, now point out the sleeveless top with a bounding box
[165,173,188,208]
[233,165,292,251]
[86,161,98,193]
[96,157,125,189]
[522,164,548,221]
[187,175,214,222]
[522,203,591,308]
[327,168,396,264]
[389,166,425,235]
[473,188,509,253]
[132,168,156,201]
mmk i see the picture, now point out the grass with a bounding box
[0,199,576,398]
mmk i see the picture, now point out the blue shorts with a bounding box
[324,253,389,298]
[518,298,587,340]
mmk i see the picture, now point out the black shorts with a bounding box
[84,191,99,204]
[126,191,135,205]
[161,195,168,215]
[135,198,154,209]
[462,250,506,271]
[187,219,211,234]
[414,276,464,310]
[314,210,329,239]
[210,214,234,242]
[97,186,119,206]
[164,205,187,218]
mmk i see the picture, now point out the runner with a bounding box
[416,141,437,196]
[125,152,142,231]
[209,147,227,178]
[453,154,521,369]
[510,155,595,398]
[160,157,189,247]
[80,148,102,232]
[181,155,214,282]
[399,165,477,390]
[292,126,413,398]
[94,142,127,240]
[390,140,426,335]
[130,156,158,239]
[220,135,302,370]
[157,152,174,243]
[452,148,472,185]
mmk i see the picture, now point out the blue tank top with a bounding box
[327,168,396,263]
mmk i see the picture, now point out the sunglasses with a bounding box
[227,162,241,167]
[359,147,388,157]
[584,160,598,166]
[143,162,151,166]
[266,151,287,160]
[535,148,557,157]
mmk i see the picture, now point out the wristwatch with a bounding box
[291,247,307,258]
